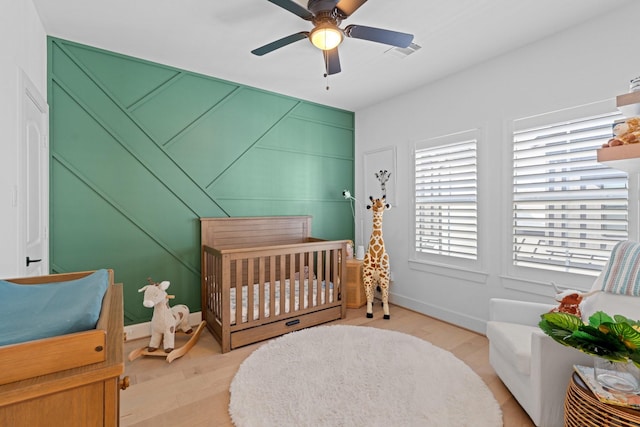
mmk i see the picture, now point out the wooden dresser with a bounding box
[0,284,126,427]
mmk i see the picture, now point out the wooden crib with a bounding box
[201,216,347,353]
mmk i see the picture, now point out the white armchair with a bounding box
[487,298,594,427]
[487,241,640,427]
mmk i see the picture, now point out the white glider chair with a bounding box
[487,241,640,427]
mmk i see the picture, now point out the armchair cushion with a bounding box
[489,298,555,325]
[486,321,538,375]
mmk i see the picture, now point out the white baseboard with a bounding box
[124,311,203,342]
[389,293,486,335]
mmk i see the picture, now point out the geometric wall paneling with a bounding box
[293,102,354,129]
[258,115,354,159]
[50,42,228,218]
[50,160,200,324]
[48,37,354,324]
[49,84,202,323]
[167,88,300,188]
[61,42,181,109]
[129,74,239,145]
[209,150,353,202]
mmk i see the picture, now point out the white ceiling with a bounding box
[33,0,632,111]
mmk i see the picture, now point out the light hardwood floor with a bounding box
[121,305,536,427]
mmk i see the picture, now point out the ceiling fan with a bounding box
[251,0,414,76]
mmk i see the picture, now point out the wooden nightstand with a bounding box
[346,259,366,308]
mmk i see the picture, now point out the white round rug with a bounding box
[229,325,502,427]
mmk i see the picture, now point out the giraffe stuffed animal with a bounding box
[138,279,192,353]
[363,195,391,319]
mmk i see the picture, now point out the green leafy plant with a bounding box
[539,311,640,368]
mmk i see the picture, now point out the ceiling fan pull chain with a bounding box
[324,49,330,90]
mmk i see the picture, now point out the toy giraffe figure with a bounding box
[363,195,391,319]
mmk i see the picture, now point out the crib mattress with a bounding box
[230,279,334,324]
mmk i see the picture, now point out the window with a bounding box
[414,130,478,261]
[512,110,627,276]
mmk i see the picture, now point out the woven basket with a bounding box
[565,373,640,427]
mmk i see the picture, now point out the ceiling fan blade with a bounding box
[267,0,314,20]
[323,47,341,75]
[335,0,367,17]
[344,24,413,48]
[251,32,309,56]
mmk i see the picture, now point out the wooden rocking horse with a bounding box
[128,278,206,363]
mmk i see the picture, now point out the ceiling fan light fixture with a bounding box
[310,23,343,50]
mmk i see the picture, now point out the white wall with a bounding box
[0,1,47,278]
[354,3,640,333]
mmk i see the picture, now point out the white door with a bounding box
[19,71,49,277]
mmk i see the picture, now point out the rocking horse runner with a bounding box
[363,195,391,319]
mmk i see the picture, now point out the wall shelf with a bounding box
[596,92,640,173]
[617,92,640,117]
[597,144,640,174]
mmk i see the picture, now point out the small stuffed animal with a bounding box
[138,279,192,353]
[548,282,599,318]
[550,290,584,317]
[604,117,640,147]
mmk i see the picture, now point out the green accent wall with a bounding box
[47,37,355,325]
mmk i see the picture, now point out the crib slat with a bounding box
[235,261,242,326]
[323,250,329,304]
[214,252,220,321]
[331,249,338,303]
[316,250,324,307]
[289,253,297,313]
[215,252,222,327]
[324,250,332,304]
[221,253,231,353]
[325,249,330,304]
[279,254,286,316]
[247,258,254,323]
[258,257,266,320]
[269,256,276,318]
[297,252,305,310]
[305,252,315,308]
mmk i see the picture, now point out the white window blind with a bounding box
[415,138,477,260]
[512,111,627,275]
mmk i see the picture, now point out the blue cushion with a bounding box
[0,269,110,346]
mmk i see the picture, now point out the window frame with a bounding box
[504,100,637,291]
[410,128,484,278]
